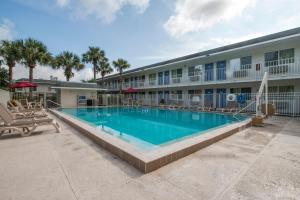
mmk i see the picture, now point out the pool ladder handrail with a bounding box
[233,101,256,118]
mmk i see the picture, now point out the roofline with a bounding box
[51,86,106,91]
[17,78,97,85]
[98,27,300,81]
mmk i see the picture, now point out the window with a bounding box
[171,68,183,78]
[279,48,294,64]
[241,87,251,94]
[188,65,202,76]
[177,90,182,100]
[268,85,294,94]
[230,58,240,70]
[268,86,278,93]
[265,48,294,66]
[230,88,239,94]
[240,56,252,69]
[230,87,251,94]
[171,90,182,100]
[149,73,156,85]
[279,85,294,93]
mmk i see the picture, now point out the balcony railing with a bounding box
[102,58,300,90]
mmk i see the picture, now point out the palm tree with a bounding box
[82,47,107,82]
[21,38,52,83]
[112,58,130,94]
[52,51,84,81]
[98,61,113,87]
[0,40,23,84]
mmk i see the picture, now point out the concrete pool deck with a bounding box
[50,109,252,173]
[0,115,299,200]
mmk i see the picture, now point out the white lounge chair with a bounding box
[0,103,60,137]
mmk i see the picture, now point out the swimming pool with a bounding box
[60,107,246,147]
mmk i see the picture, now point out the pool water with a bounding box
[60,107,246,147]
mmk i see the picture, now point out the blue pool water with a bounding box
[60,107,246,147]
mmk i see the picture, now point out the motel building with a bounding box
[97,27,300,117]
[13,77,104,108]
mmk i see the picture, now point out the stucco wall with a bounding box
[0,89,10,104]
[60,89,97,107]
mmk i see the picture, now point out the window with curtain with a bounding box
[240,56,252,69]
[149,73,156,82]
[188,65,202,76]
[279,48,294,64]
[265,51,278,66]
[171,68,183,78]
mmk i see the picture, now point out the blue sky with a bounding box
[0,0,300,81]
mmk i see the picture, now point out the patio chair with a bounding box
[2,103,47,119]
[0,103,60,137]
[13,100,44,112]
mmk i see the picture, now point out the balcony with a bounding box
[102,58,300,90]
[171,77,182,84]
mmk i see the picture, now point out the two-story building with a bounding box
[97,27,300,116]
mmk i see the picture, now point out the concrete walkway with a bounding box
[0,116,299,200]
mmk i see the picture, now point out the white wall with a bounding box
[0,89,10,104]
[60,89,97,107]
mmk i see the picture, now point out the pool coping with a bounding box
[50,109,252,173]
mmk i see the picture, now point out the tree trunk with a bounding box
[29,67,34,82]
[8,65,13,92]
[93,64,97,82]
[8,65,13,83]
[29,66,34,99]
[119,72,123,94]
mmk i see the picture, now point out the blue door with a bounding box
[158,72,163,85]
[158,91,164,104]
[216,88,226,108]
[164,91,170,104]
[204,89,214,107]
[205,63,214,81]
[164,71,170,85]
[217,61,226,80]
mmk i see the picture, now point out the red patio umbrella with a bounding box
[9,81,37,89]
[123,87,137,93]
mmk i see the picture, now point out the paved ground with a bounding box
[0,115,300,200]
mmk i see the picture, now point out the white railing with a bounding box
[172,77,182,84]
[101,58,300,90]
[256,72,268,116]
[98,92,300,117]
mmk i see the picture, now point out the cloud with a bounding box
[0,19,15,40]
[137,32,265,65]
[56,0,150,23]
[164,0,255,37]
[278,13,300,30]
[55,0,70,7]
[11,64,94,82]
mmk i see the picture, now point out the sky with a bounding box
[0,0,300,82]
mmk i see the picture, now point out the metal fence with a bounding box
[98,92,300,117]
[10,92,57,108]
[7,91,300,117]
